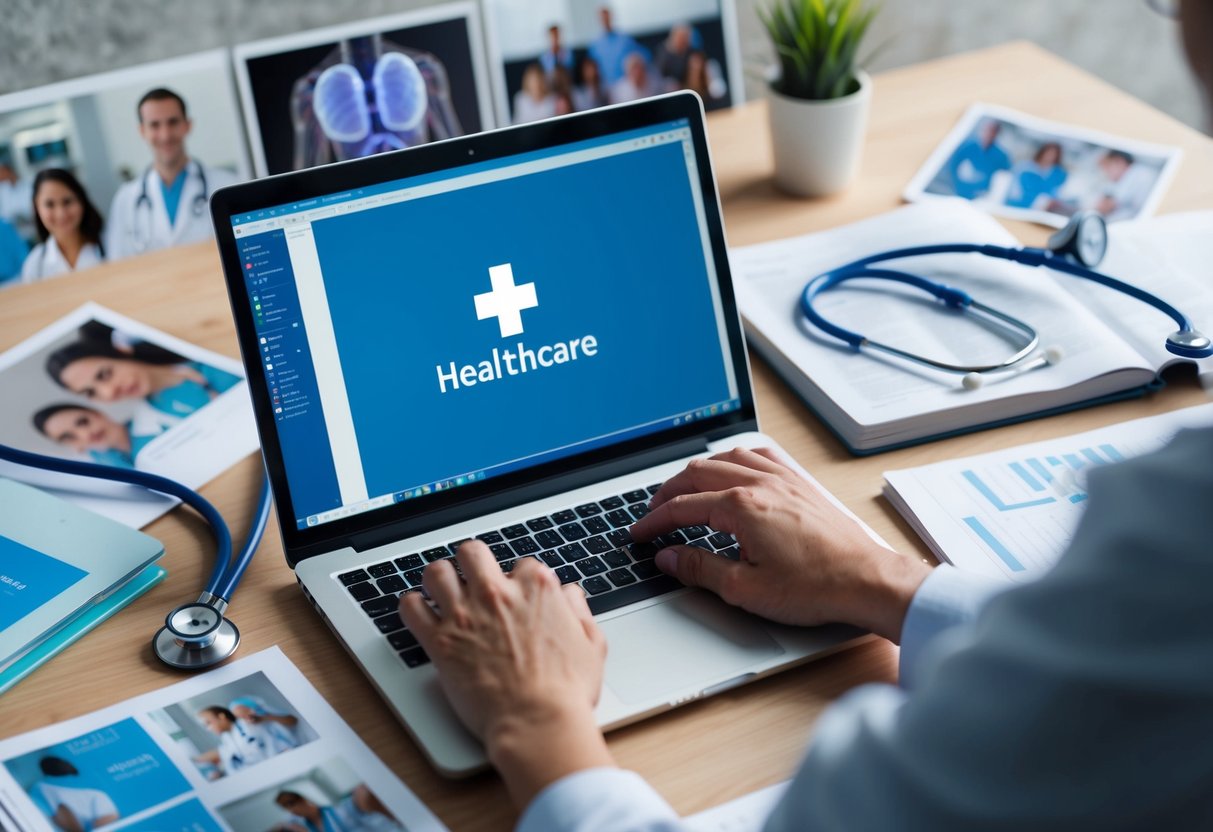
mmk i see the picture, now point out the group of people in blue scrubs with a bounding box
[945,118,1072,208]
[31,321,239,469]
[943,116,1155,220]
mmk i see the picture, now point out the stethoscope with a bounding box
[0,441,271,671]
[800,212,1212,389]
[132,161,209,253]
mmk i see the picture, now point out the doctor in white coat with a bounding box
[106,88,238,260]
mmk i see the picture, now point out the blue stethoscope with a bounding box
[0,442,271,670]
[800,212,1212,389]
[133,161,209,253]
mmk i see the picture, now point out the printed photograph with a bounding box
[234,3,495,176]
[0,304,257,529]
[486,0,743,125]
[0,50,250,288]
[904,103,1182,227]
[2,717,192,832]
[217,757,405,832]
[111,798,227,832]
[146,672,318,783]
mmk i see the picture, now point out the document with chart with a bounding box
[882,403,1213,579]
[0,647,446,832]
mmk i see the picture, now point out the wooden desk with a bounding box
[2,42,1210,830]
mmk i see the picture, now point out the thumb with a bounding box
[655,545,740,597]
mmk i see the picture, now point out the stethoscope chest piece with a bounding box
[153,599,240,670]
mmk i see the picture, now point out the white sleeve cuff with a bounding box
[898,565,1006,689]
[517,767,682,832]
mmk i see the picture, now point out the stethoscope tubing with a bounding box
[0,441,267,602]
[801,242,1197,356]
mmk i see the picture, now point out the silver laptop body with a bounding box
[211,92,869,776]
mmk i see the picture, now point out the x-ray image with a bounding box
[291,35,462,169]
[236,4,496,176]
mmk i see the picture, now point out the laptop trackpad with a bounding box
[600,591,785,706]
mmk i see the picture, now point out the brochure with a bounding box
[0,303,259,529]
[0,647,446,832]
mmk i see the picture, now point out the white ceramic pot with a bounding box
[767,70,872,198]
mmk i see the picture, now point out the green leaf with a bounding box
[762,0,878,100]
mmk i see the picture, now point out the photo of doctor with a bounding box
[21,169,106,284]
[106,88,239,260]
[45,331,240,422]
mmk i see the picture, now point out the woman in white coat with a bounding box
[20,169,106,284]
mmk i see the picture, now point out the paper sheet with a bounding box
[0,647,446,832]
[684,781,788,831]
[883,403,1213,580]
[0,303,260,529]
[731,202,1153,431]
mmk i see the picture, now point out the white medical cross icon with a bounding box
[474,263,538,338]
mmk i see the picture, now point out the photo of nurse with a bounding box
[45,323,239,421]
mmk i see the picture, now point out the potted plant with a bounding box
[760,0,879,197]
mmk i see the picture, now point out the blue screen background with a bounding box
[312,141,731,498]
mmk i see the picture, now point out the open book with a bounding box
[730,201,1213,453]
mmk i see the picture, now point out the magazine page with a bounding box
[0,647,446,832]
[0,303,259,529]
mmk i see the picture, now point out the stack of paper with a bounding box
[882,403,1213,580]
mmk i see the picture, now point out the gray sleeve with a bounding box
[763,426,1213,831]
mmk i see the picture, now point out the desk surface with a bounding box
[2,42,1210,830]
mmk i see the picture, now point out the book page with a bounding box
[1060,211,1213,379]
[732,202,1153,429]
[0,647,446,832]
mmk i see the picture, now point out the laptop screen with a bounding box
[229,117,741,530]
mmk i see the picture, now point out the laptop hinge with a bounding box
[342,436,711,554]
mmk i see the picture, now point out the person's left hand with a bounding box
[399,543,615,806]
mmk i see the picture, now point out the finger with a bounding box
[399,591,439,645]
[648,457,771,511]
[455,539,504,594]
[421,558,464,615]
[561,581,594,627]
[631,489,746,541]
[748,447,804,485]
[654,544,746,605]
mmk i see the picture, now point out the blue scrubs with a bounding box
[947,138,1011,200]
[1004,162,1067,209]
[160,169,188,228]
[0,218,27,284]
[87,423,158,469]
[146,362,240,419]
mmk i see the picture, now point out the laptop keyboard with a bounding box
[334,483,740,670]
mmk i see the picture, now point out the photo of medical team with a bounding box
[914,105,1178,225]
[2,717,193,832]
[0,317,241,471]
[217,758,404,832]
[489,0,738,125]
[146,672,318,782]
[0,52,248,289]
[236,11,489,176]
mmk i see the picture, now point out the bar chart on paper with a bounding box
[882,404,1213,580]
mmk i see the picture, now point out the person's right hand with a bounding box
[629,447,931,642]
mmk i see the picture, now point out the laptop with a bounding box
[210,91,871,776]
